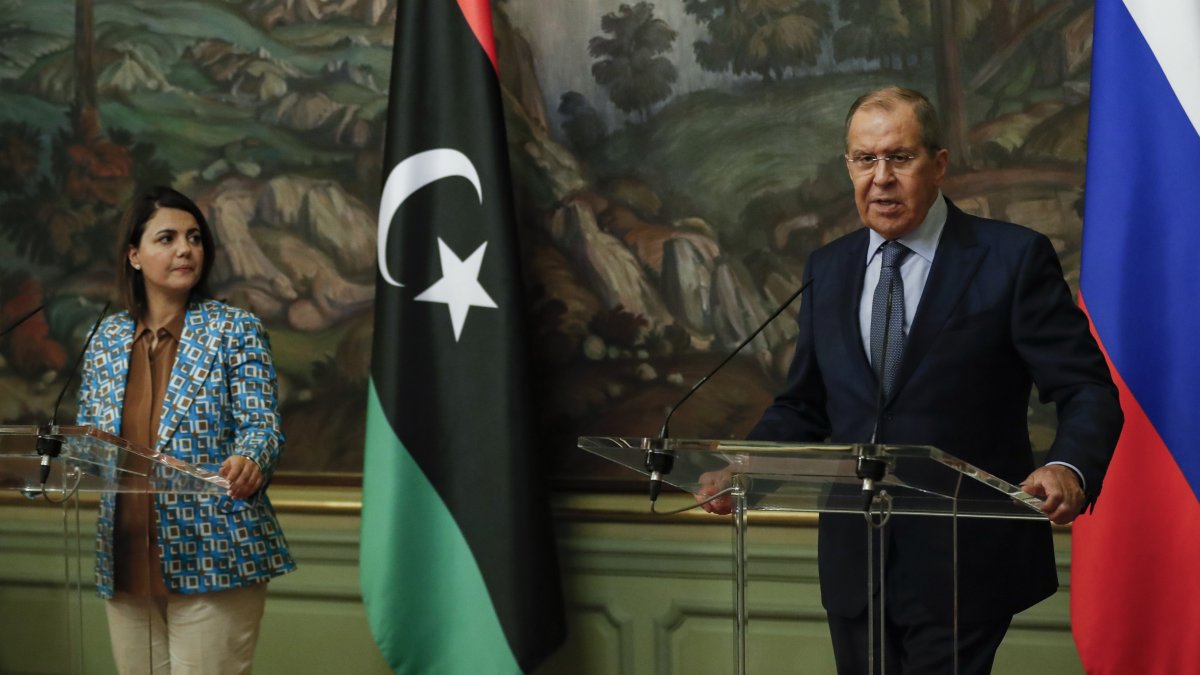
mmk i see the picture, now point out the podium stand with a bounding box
[578,436,1048,675]
[0,424,228,673]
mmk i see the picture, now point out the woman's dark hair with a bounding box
[116,186,215,320]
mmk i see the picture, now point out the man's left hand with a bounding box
[220,455,263,500]
[1021,465,1084,525]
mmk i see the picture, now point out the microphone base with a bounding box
[861,482,876,513]
[645,448,675,503]
[648,471,664,503]
[35,432,63,459]
[36,428,63,486]
[856,451,889,515]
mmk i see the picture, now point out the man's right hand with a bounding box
[695,468,735,515]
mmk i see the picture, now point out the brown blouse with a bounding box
[113,310,184,597]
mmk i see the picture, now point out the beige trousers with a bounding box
[105,583,268,675]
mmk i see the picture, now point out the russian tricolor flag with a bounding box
[1072,1,1200,672]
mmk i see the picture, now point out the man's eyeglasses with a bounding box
[845,152,921,175]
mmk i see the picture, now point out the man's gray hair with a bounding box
[845,87,944,154]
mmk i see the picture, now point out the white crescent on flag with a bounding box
[377,148,483,287]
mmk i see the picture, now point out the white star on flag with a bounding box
[414,238,498,341]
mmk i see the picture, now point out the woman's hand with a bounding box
[220,455,263,500]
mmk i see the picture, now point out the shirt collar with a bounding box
[865,192,947,266]
[133,307,186,342]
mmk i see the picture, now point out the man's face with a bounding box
[845,104,949,240]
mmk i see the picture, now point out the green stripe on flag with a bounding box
[360,379,521,675]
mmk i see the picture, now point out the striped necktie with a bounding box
[870,241,911,399]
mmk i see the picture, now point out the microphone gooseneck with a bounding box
[51,301,110,427]
[0,303,46,339]
[649,277,814,503]
[38,301,110,486]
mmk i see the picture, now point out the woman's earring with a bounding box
[132,264,141,270]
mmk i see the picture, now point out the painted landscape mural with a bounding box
[0,0,1094,483]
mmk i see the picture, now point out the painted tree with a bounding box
[686,0,832,82]
[588,3,677,122]
[833,0,989,73]
[931,0,970,167]
[0,0,149,269]
[833,0,925,72]
[558,91,608,156]
[833,0,991,167]
[74,0,99,140]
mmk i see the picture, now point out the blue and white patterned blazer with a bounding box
[77,298,296,598]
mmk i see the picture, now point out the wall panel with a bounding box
[0,491,1082,674]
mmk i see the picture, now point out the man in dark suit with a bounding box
[700,87,1122,673]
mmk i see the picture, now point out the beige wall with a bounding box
[0,488,1081,674]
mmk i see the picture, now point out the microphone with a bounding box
[37,301,110,486]
[649,277,814,503]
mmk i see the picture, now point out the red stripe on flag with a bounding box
[1072,298,1200,674]
[455,0,497,72]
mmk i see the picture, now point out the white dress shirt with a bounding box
[858,192,948,358]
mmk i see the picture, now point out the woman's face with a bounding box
[128,207,205,306]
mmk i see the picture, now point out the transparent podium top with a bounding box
[579,436,1047,520]
[0,424,230,496]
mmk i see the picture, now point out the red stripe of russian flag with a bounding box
[1072,299,1200,674]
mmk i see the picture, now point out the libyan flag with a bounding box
[360,1,566,672]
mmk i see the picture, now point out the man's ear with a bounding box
[933,148,950,185]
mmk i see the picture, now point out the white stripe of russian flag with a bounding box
[1123,0,1200,137]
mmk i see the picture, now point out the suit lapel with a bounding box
[156,300,223,451]
[892,204,987,399]
[828,230,876,385]
[94,316,135,436]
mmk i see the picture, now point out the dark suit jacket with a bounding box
[749,199,1122,622]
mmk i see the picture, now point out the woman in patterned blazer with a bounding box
[77,186,295,674]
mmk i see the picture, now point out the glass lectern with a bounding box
[579,436,1048,675]
[0,424,228,673]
